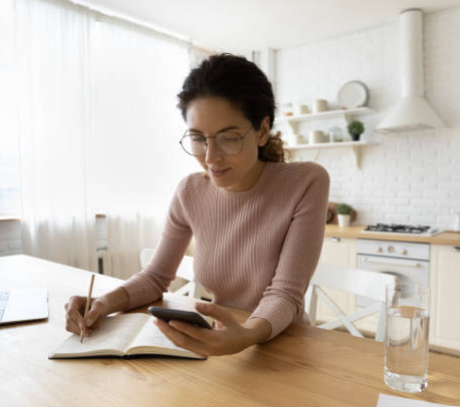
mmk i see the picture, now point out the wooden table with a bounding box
[1,255,459,407]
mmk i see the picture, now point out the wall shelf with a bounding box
[275,107,374,125]
[274,107,374,135]
[285,140,378,169]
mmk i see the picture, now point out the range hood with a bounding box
[376,8,444,134]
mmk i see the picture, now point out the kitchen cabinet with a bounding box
[312,236,357,323]
[429,244,460,353]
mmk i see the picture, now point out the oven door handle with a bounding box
[361,257,422,268]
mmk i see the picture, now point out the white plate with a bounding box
[337,81,369,109]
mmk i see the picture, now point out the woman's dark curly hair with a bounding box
[177,53,286,163]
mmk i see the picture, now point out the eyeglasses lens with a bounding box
[182,133,242,156]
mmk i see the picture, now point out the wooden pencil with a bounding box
[80,274,95,343]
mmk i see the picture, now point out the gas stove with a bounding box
[362,223,443,237]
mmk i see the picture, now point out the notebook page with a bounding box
[377,394,459,407]
[128,316,191,353]
[51,313,149,356]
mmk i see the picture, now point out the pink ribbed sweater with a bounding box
[123,161,330,340]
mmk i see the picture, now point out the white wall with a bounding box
[275,7,460,229]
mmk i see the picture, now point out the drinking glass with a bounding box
[384,282,430,393]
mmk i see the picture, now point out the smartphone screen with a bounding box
[148,307,213,329]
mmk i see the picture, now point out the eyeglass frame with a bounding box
[179,126,253,156]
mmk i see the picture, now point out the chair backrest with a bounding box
[306,263,396,341]
[310,263,395,302]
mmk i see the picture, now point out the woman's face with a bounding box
[185,97,270,192]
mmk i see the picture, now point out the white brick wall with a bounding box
[276,7,460,230]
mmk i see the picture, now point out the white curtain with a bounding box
[15,0,201,275]
[17,0,97,271]
[91,17,200,279]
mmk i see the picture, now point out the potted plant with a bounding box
[336,203,354,227]
[347,120,364,141]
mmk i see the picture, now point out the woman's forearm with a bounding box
[243,317,272,345]
[99,286,130,315]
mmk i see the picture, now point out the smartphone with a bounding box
[148,306,213,329]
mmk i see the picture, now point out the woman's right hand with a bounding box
[64,296,110,338]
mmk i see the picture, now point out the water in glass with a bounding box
[384,304,430,392]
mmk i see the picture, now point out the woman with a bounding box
[65,53,330,357]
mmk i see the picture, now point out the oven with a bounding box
[356,239,430,307]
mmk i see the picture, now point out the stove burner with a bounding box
[364,223,431,235]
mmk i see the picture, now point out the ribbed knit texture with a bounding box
[122,161,330,340]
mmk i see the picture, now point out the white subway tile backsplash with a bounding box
[398,206,422,215]
[410,215,438,224]
[436,216,454,226]
[383,214,408,223]
[411,199,437,208]
[438,199,460,208]
[386,199,410,206]
[398,191,423,198]
[423,190,450,199]
[382,206,398,214]
[425,207,450,216]
[361,197,383,205]
[438,183,459,191]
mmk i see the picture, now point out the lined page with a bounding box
[50,313,149,357]
[128,316,192,353]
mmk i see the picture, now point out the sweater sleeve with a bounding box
[122,177,193,310]
[249,165,330,340]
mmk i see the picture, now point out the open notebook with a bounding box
[49,313,205,360]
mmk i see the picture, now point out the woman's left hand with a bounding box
[154,302,269,357]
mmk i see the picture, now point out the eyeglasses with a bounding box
[179,127,252,156]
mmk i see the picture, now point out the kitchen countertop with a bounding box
[325,225,460,246]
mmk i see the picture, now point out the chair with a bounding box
[305,263,396,342]
[140,248,204,299]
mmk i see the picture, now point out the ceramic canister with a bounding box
[309,130,326,144]
[313,99,328,113]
